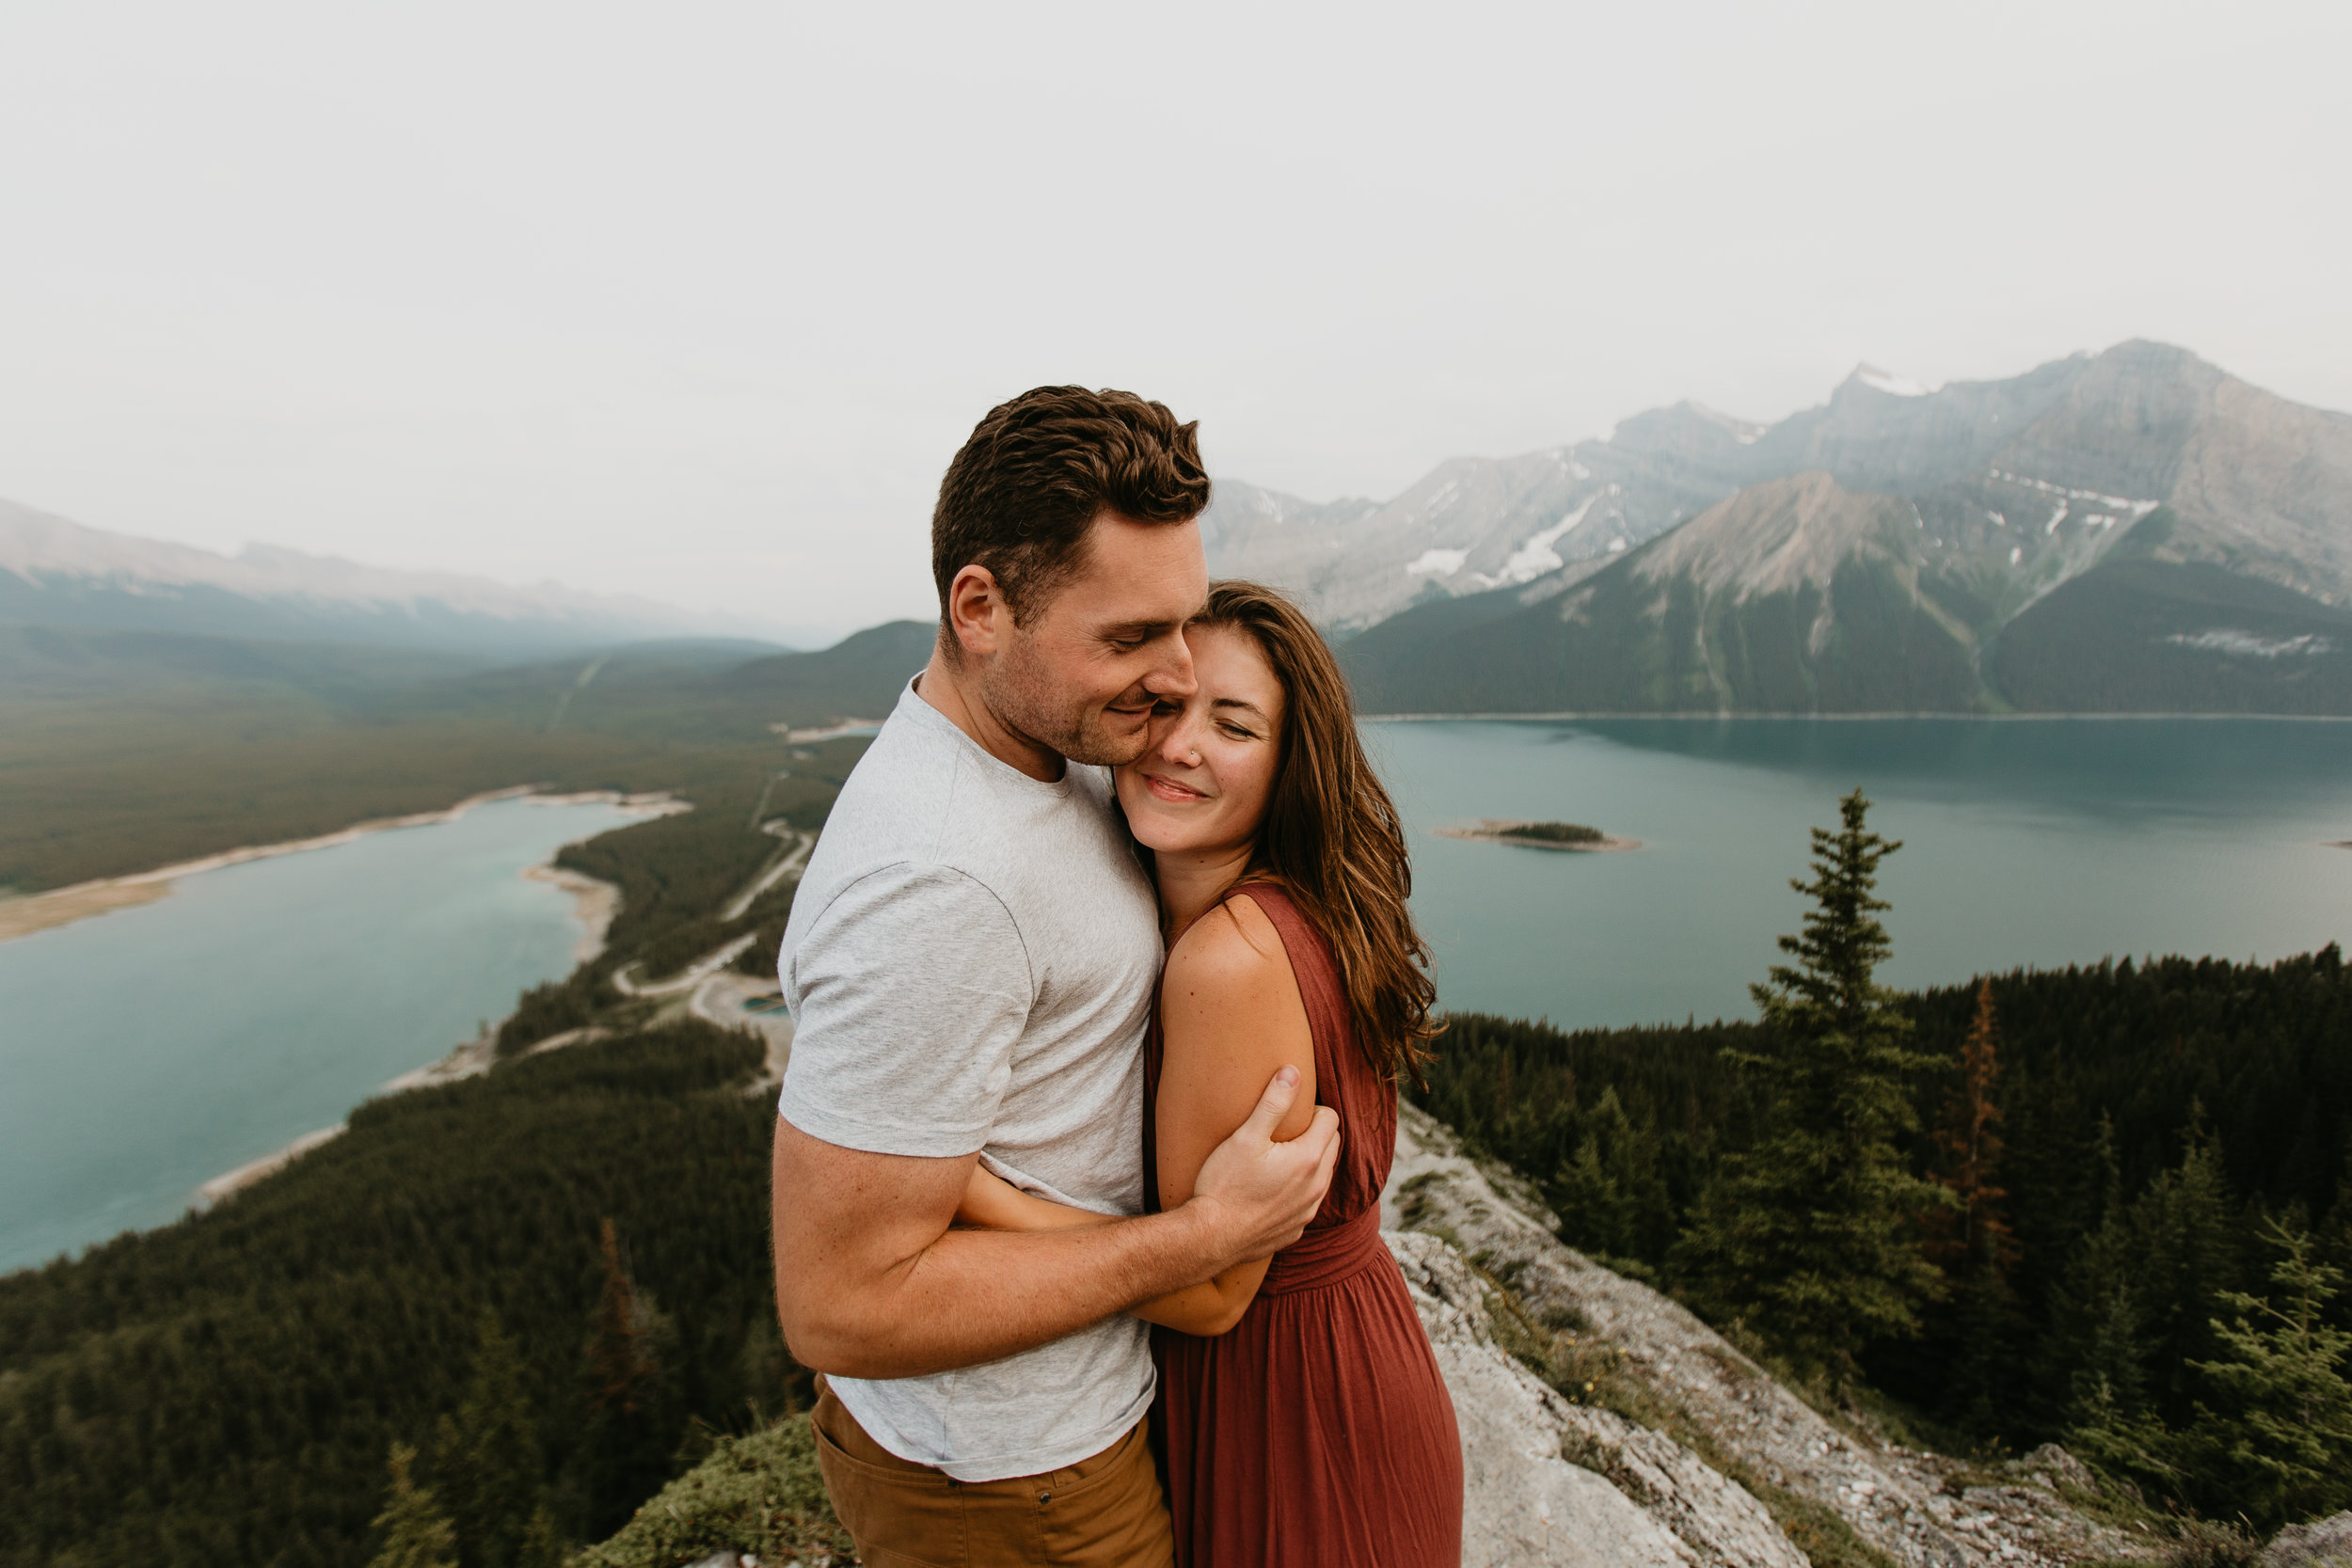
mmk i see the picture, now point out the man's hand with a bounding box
[1183,1066,1342,1271]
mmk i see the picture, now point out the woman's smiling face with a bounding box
[1115,623,1286,859]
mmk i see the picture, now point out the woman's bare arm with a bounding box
[1149,895,1317,1334]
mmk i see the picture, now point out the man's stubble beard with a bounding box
[979,634,1149,769]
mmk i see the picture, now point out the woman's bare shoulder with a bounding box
[1164,893,1295,999]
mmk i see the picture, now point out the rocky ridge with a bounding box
[1381,1102,2159,1568]
[0,497,724,655]
[1203,402,1760,635]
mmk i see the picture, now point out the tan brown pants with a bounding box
[811,1384,1174,1567]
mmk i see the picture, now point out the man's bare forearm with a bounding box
[771,1071,1336,1379]
[786,1203,1230,1378]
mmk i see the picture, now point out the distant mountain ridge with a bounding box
[0,499,739,656]
[1231,341,2352,714]
[1203,400,1765,635]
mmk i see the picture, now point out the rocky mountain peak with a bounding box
[1630,471,1917,601]
[1848,363,1938,398]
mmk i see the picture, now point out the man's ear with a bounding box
[946,564,1008,661]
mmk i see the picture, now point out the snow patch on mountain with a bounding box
[1854,364,1934,397]
[1476,498,1597,589]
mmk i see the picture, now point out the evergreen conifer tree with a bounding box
[2056,1211,2173,1489]
[575,1217,685,1538]
[1927,980,2021,1431]
[433,1308,545,1568]
[2048,1117,2151,1429]
[1669,788,1951,1390]
[2184,1216,2352,1527]
[367,1444,458,1568]
[2128,1110,2244,1418]
[1553,1087,1672,1263]
[1928,981,2013,1272]
[515,1506,564,1568]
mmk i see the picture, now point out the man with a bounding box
[771,386,1342,1565]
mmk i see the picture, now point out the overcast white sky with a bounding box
[2,2,2345,644]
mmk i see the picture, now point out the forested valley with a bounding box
[5,697,2347,1561]
[1,1022,789,1567]
[0,633,895,1568]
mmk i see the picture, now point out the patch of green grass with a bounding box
[575,1414,850,1568]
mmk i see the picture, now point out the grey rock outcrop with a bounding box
[1383,1103,2158,1568]
[1390,1227,1802,1568]
[2264,1512,2352,1568]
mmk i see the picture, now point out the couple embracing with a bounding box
[770,387,1463,1567]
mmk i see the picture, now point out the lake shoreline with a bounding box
[0,787,682,944]
[187,848,652,1209]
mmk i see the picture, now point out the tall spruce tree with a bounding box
[1928,981,2021,1432]
[2129,1111,2245,1420]
[367,1444,459,1568]
[2184,1216,2352,1528]
[433,1309,546,1568]
[2048,1117,2153,1428]
[1553,1086,1673,1264]
[574,1218,685,1538]
[1670,788,1951,1390]
[2056,1208,2173,1487]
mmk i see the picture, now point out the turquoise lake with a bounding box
[5,720,2350,1276]
[0,797,645,1275]
[1370,719,2352,1032]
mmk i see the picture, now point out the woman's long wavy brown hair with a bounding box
[1199,580,1441,1086]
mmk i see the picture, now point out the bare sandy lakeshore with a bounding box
[196,1126,348,1205]
[0,879,178,941]
[522,863,625,964]
[0,786,681,944]
[1434,819,1644,852]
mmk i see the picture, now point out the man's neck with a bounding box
[1154,843,1257,945]
[914,647,1067,784]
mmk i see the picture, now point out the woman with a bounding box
[957,580,1463,1566]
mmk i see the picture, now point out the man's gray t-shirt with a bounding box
[775,679,1162,1481]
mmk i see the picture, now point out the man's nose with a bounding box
[1143,629,1197,699]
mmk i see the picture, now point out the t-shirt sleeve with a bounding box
[775,862,1033,1158]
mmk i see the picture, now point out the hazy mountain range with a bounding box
[1206,341,2352,714]
[0,499,758,657]
[8,339,2347,717]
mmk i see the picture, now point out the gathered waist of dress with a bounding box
[1259,1205,1385,1296]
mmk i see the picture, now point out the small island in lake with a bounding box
[1434,818,1643,852]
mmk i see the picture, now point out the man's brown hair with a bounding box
[931,387,1212,629]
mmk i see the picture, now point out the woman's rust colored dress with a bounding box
[1147,882,1463,1567]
